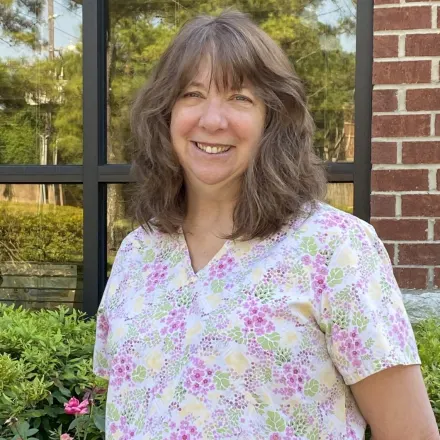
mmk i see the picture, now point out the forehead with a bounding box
[186,56,251,91]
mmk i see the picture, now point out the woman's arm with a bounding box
[350,365,439,440]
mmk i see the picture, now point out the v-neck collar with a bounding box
[177,230,231,278]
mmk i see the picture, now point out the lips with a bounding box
[193,141,232,154]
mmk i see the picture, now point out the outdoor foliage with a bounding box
[0,304,438,438]
[0,202,83,263]
[0,305,107,440]
[413,318,440,429]
[0,0,357,250]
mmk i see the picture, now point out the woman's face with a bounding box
[170,60,266,192]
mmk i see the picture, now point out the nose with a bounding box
[198,98,228,132]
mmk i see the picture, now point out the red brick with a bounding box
[399,244,440,265]
[372,219,427,241]
[372,115,430,137]
[435,221,440,240]
[394,268,428,290]
[434,268,440,289]
[374,0,399,4]
[406,88,440,111]
[373,90,398,112]
[372,142,397,164]
[373,35,399,58]
[436,115,440,136]
[371,194,396,217]
[401,195,440,216]
[374,7,431,31]
[438,170,440,190]
[373,61,431,85]
[406,34,440,57]
[403,142,440,164]
[371,170,429,191]
[384,243,395,262]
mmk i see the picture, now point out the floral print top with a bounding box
[93,203,420,440]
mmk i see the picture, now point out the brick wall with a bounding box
[371,0,440,290]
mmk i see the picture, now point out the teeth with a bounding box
[196,142,230,154]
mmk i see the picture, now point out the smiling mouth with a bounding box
[193,141,232,154]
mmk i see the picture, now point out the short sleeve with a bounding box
[316,220,421,386]
[92,233,134,379]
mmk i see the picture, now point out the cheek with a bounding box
[170,108,198,141]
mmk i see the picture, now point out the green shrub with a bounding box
[413,318,440,428]
[0,203,83,263]
[0,305,107,440]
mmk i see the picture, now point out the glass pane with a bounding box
[0,1,83,164]
[0,184,83,309]
[326,182,353,214]
[107,184,136,275]
[108,1,356,163]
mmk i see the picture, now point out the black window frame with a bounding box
[0,0,373,316]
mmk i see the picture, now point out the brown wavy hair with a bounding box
[130,9,327,240]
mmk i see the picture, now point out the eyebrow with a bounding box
[188,81,252,93]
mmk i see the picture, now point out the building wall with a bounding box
[371,0,440,290]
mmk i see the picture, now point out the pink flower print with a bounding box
[184,362,214,397]
[315,254,326,265]
[270,434,282,440]
[64,397,89,415]
[111,355,135,381]
[274,364,311,399]
[97,313,109,339]
[60,434,73,440]
[301,255,312,265]
[389,312,410,350]
[161,307,186,335]
[146,262,169,291]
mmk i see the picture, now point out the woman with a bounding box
[93,10,438,440]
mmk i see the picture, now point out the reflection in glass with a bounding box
[326,183,353,214]
[108,0,356,164]
[0,184,83,309]
[107,184,136,275]
[0,0,83,165]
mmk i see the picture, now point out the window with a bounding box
[0,0,372,315]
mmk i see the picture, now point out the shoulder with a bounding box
[285,202,380,258]
[112,225,163,264]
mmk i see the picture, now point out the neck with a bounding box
[183,180,238,236]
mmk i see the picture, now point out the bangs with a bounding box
[175,25,263,95]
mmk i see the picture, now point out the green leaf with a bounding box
[132,365,147,382]
[143,248,155,263]
[300,237,318,256]
[308,428,319,440]
[211,279,225,293]
[68,418,79,430]
[327,268,344,287]
[107,403,120,421]
[26,429,39,436]
[353,312,369,332]
[93,413,106,432]
[257,332,281,351]
[228,327,244,344]
[304,379,319,397]
[214,372,230,390]
[266,411,286,432]
[153,302,173,319]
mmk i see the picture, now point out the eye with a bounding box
[183,91,202,98]
[233,94,253,103]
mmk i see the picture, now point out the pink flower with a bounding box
[60,435,73,440]
[64,397,89,415]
